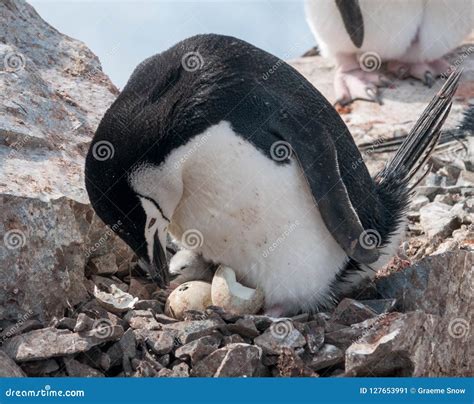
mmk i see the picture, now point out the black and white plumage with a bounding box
[305,0,471,104]
[85,35,460,316]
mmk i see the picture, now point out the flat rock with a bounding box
[305,344,344,371]
[332,298,378,326]
[254,320,306,355]
[192,343,262,377]
[124,310,161,330]
[346,311,473,376]
[303,321,325,354]
[175,335,221,364]
[65,358,104,377]
[358,299,397,315]
[226,317,260,338]
[419,202,462,239]
[0,350,26,376]
[162,318,224,344]
[145,331,175,355]
[3,325,123,362]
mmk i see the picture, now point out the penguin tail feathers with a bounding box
[376,68,462,190]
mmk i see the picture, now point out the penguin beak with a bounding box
[148,230,169,288]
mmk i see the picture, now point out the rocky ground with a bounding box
[0,1,472,378]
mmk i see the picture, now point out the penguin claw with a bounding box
[423,71,435,88]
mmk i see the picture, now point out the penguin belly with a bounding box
[165,121,349,313]
[305,0,424,60]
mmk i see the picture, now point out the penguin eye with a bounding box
[179,265,188,271]
[147,218,157,229]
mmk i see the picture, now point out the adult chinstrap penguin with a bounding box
[85,34,461,316]
[305,0,471,104]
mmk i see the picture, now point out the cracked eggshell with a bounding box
[211,266,264,315]
[165,281,212,320]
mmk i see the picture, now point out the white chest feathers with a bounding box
[130,121,384,313]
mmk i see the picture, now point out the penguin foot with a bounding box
[334,67,388,106]
[387,59,451,88]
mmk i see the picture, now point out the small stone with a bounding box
[88,252,118,275]
[253,320,306,355]
[129,277,155,300]
[277,347,318,377]
[65,358,104,377]
[162,318,224,344]
[358,299,397,314]
[120,328,137,360]
[145,331,175,355]
[0,351,26,376]
[4,326,124,362]
[410,195,430,210]
[222,334,246,345]
[74,313,96,332]
[134,300,163,314]
[332,298,378,326]
[192,343,262,377]
[171,362,190,377]
[175,335,221,364]
[245,315,273,331]
[124,310,161,330]
[0,320,43,343]
[419,202,462,239]
[20,359,59,376]
[56,317,76,331]
[305,344,344,371]
[227,318,260,338]
[303,321,325,354]
[157,368,174,377]
[154,313,179,324]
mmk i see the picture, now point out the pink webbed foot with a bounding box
[264,304,288,319]
[334,54,389,105]
[387,58,451,88]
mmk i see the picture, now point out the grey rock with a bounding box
[332,298,378,326]
[254,320,306,355]
[171,362,190,377]
[65,358,104,377]
[73,313,95,333]
[305,344,344,371]
[4,325,123,361]
[124,310,161,330]
[303,321,325,354]
[175,335,221,364]
[134,300,163,314]
[410,195,430,210]
[0,319,43,344]
[192,343,262,377]
[153,313,179,324]
[419,202,462,239]
[358,299,397,315]
[145,331,175,355]
[0,0,130,324]
[222,334,246,345]
[276,347,317,377]
[56,317,76,331]
[226,318,260,338]
[88,253,118,275]
[20,359,59,377]
[0,350,26,376]
[162,318,224,344]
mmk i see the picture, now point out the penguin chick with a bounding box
[169,250,215,287]
[85,34,460,316]
[305,0,471,104]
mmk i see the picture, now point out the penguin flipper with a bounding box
[335,0,364,48]
[268,120,379,265]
